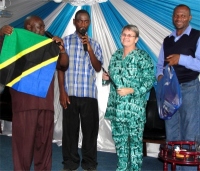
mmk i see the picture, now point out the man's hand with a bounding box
[59,91,70,109]
[117,88,134,96]
[52,36,65,51]
[157,75,163,81]
[81,34,91,51]
[165,54,180,66]
[0,25,13,36]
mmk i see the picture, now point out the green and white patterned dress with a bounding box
[104,48,155,171]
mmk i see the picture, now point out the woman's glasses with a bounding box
[121,33,136,38]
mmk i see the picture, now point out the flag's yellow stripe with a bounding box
[0,39,53,69]
[6,56,58,87]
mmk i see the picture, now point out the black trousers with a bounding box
[62,96,99,170]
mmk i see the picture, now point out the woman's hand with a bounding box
[117,88,134,96]
[102,72,110,81]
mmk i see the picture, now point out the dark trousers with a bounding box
[62,96,99,170]
[12,110,54,171]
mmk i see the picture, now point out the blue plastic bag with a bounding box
[156,65,182,120]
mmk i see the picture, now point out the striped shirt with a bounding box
[63,32,103,99]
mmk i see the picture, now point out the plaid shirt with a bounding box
[63,32,103,99]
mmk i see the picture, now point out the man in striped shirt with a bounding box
[58,10,103,171]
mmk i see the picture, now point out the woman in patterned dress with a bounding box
[102,24,155,171]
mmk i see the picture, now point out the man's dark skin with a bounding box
[157,6,191,81]
[0,16,69,70]
[75,13,101,72]
[0,16,69,170]
[58,12,101,109]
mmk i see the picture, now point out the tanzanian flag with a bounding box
[0,28,59,98]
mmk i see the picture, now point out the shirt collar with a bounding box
[169,25,191,38]
[73,31,79,37]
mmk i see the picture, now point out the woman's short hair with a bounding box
[121,24,139,37]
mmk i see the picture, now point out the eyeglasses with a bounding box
[121,33,136,38]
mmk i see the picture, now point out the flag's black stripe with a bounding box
[0,42,59,85]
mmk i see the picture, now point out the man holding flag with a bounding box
[0,16,69,171]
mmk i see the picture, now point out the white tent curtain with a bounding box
[111,0,171,57]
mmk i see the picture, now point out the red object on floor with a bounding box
[159,141,200,171]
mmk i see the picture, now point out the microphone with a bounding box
[80,28,87,51]
[45,31,61,46]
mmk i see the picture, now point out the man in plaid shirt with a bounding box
[58,10,103,171]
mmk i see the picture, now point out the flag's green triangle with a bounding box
[0,28,50,63]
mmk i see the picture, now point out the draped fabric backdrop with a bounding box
[1,0,200,153]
